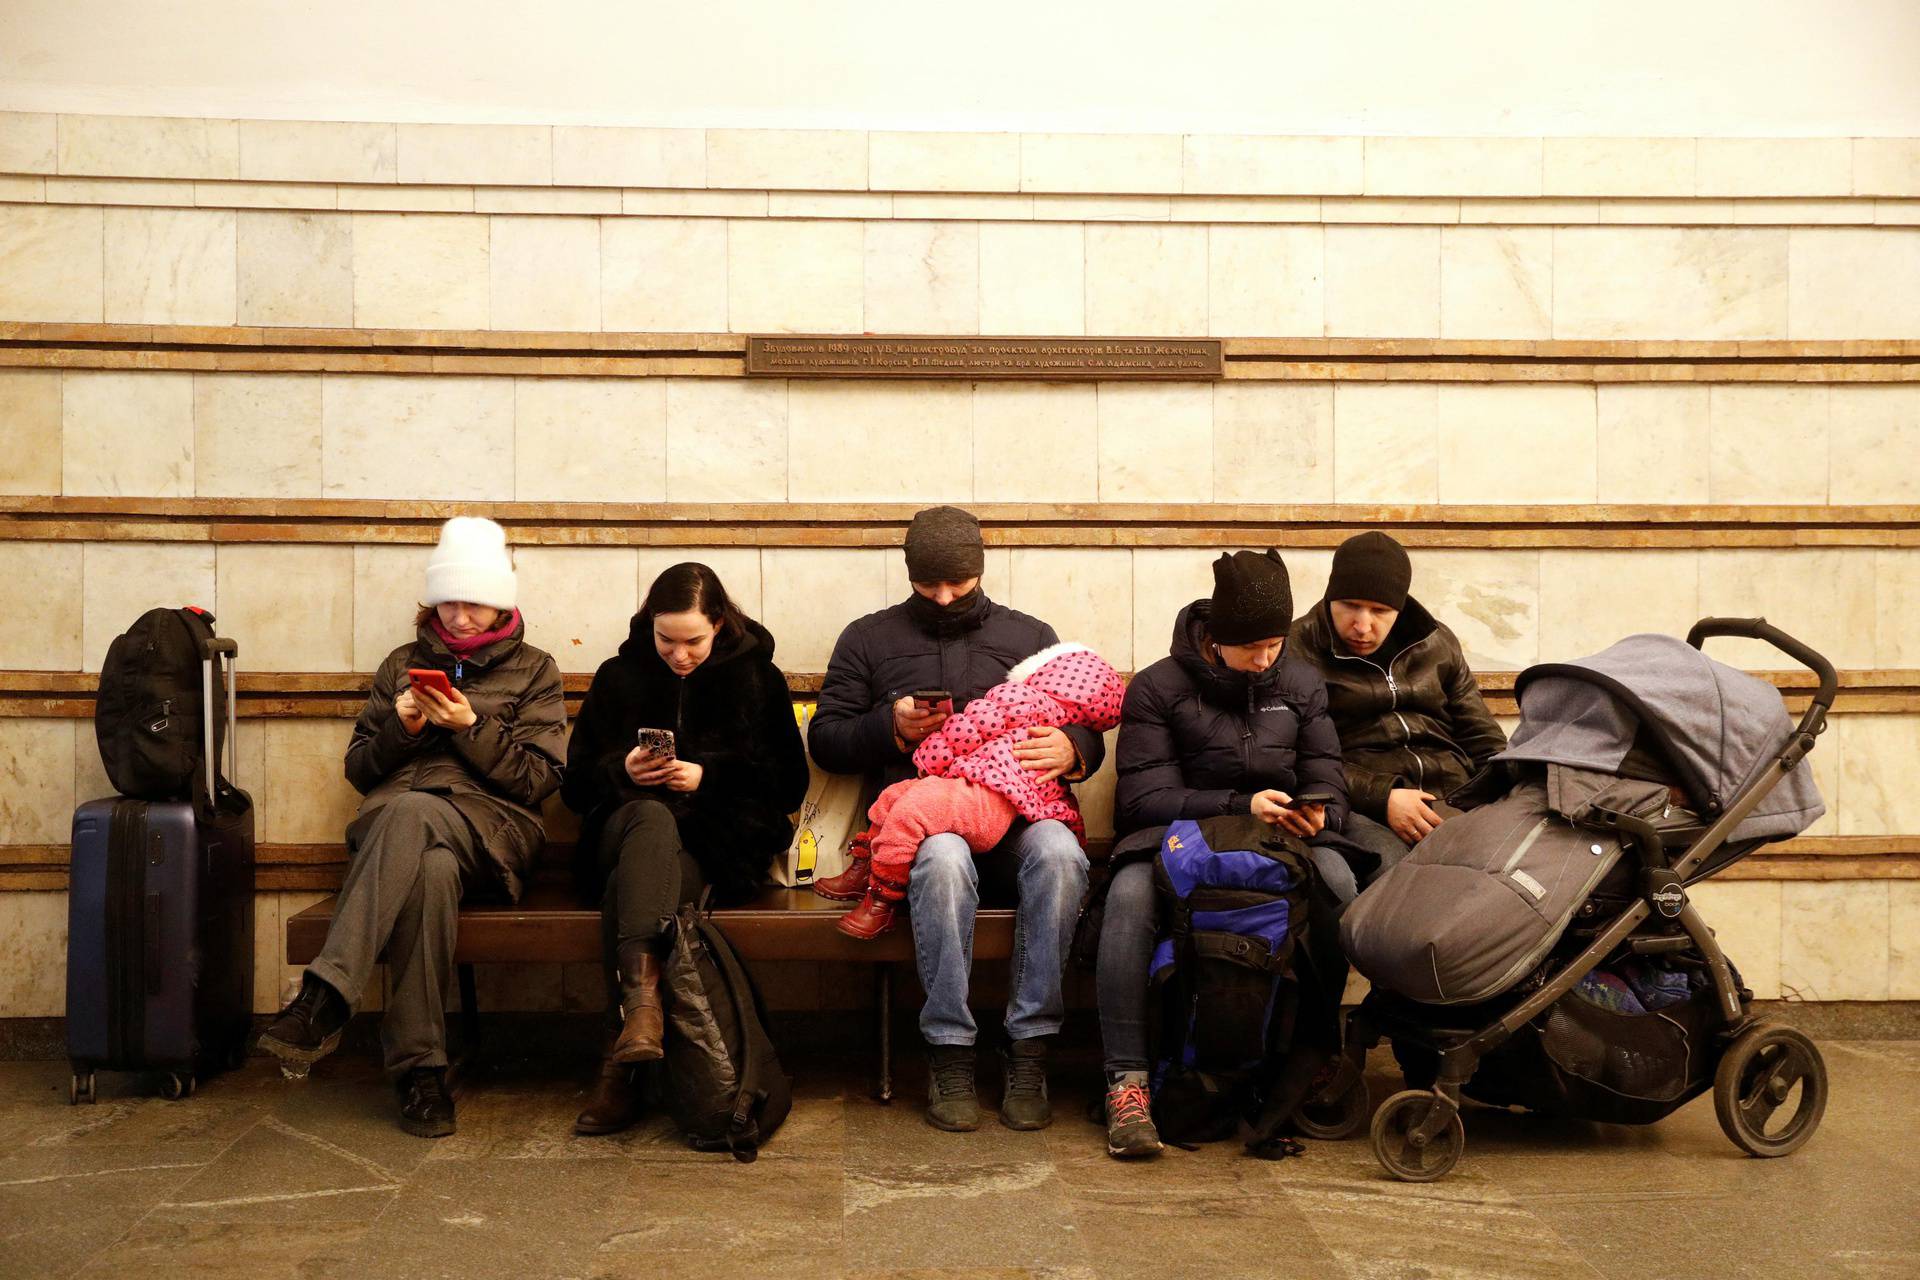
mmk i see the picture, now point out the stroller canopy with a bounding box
[1493,633,1825,844]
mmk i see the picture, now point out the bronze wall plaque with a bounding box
[746,335,1223,379]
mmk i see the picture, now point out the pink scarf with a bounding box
[429,609,520,656]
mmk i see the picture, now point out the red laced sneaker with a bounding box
[1104,1079,1163,1159]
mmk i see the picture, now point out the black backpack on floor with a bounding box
[661,899,792,1162]
[95,607,229,802]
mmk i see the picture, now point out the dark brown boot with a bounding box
[812,830,873,900]
[574,1054,643,1135]
[835,887,900,940]
[610,948,665,1064]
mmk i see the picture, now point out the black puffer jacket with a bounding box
[810,590,1107,790]
[562,616,808,901]
[1286,596,1508,821]
[1114,601,1349,837]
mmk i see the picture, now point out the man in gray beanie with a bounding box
[811,505,1105,1135]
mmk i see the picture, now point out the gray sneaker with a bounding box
[999,1037,1052,1130]
[1103,1076,1163,1159]
[925,1044,981,1131]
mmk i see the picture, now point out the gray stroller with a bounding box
[1298,618,1834,1181]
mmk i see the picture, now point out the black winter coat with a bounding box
[562,616,808,901]
[810,590,1107,790]
[1114,600,1349,838]
[1286,596,1508,821]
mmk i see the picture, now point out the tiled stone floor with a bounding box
[1,1039,1916,1279]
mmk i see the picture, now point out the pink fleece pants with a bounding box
[865,776,1018,899]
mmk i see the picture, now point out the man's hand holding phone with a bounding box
[1250,788,1333,838]
[893,689,953,749]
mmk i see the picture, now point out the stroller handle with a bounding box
[1686,617,1836,756]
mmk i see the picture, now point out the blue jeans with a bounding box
[906,820,1089,1047]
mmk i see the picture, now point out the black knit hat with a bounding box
[904,505,986,582]
[1325,531,1411,611]
[1208,549,1293,645]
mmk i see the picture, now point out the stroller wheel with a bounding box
[1295,1075,1371,1142]
[1369,1089,1465,1182]
[1714,1022,1827,1158]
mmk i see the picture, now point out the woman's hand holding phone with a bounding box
[1251,789,1327,838]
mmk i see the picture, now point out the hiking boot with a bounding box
[834,887,899,940]
[925,1044,981,1132]
[397,1067,456,1138]
[1103,1076,1163,1159]
[1000,1036,1052,1130]
[258,973,349,1069]
[812,830,873,901]
[574,1053,643,1136]
[610,946,664,1064]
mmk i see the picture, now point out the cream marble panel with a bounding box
[1084,224,1207,336]
[514,547,640,673]
[0,543,81,670]
[58,114,238,179]
[1207,224,1323,337]
[1694,549,1877,670]
[1436,384,1597,504]
[1706,385,1830,505]
[1853,139,1920,198]
[0,205,102,322]
[0,369,62,496]
[706,129,865,191]
[727,219,864,333]
[1876,200,1920,226]
[1836,715,1920,837]
[321,374,515,500]
[350,213,490,330]
[336,184,473,213]
[637,547,765,623]
[236,209,352,327]
[1407,549,1540,670]
[863,221,979,335]
[786,381,971,502]
[1130,548,1221,667]
[1541,138,1696,197]
[767,191,892,219]
[1891,882,1920,1000]
[1176,196,1320,223]
[552,126,704,188]
[1780,881,1889,1003]
[1696,139,1852,197]
[1096,382,1211,502]
[1686,881,1781,1000]
[1786,227,1920,340]
[261,720,359,844]
[760,549,890,672]
[869,132,1020,193]
[0,720,76,844]
[1031,194,1170,222]
[1459,198,1600,224]
[81,543,217,671]
[0,894,68,1017]
[103,207,236,325]
[1873,550,1920,669]
[1019,133,1182,194]
[978,223,1084,335]
[1212,382,1334,503]
[1552,227,1788,340]
[1005,549,1134,670]
[252,894,284,1014]
[1181,135,1363,196]
[1075,727,1121,842]
[215,545,354,673]
[892,193,1034,221]
[1331,383,1439,505]
[62,369,193,498]
[665,378,788,502]
[1323,226,1440,338]
[1320,197,1459,224]
[972,382,1098,503]
[1439,226,1551,340]
[473,187,621,215]
[47,176,193,207]
[397,123,551,186]
[1801,711,1842,839]
[1595,385,1711,505]
[622,189,766,217]
[513,377,665,502]
[0,175,45,201]
[489,215,599,331]
[1597,199,1736,225]
[1363,137,1542,197]
[1536,551,1700,662]
[885,546,1012,603]
[600,216,729,333]
[1730,199,1875,226]
[238,120,396,183]
[0,112,55,172]
[352,545,434,671]
[193,371,322,498]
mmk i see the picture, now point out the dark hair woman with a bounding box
[561,562,808,1136]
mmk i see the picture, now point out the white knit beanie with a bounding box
[423,517,518,609]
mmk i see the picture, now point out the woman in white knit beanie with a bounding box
[259,517,567,1140]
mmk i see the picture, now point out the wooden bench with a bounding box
[287,882,1018,1101]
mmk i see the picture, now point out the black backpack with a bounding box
[661,899,792,1161]
[94,607,228,802]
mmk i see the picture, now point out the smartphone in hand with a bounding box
[910,688,954,715]
[406,668,454,698]
[636,727,677,760]
[1285,789,1336,810]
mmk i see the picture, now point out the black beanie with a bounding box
[1208,549,1294,645]
[1325,531,1411,611]
[903,505,985,582]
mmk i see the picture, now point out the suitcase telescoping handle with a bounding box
[200,636,239,795]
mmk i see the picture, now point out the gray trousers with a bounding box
[1344,812,1414,885]
[307,792,492,1077]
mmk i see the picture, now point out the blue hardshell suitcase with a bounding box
[66,636,254,1103]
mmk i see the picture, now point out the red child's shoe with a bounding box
[812,830,873,901]
[835,887,899,940]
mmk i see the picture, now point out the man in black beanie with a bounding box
[811,505,1105,1134]
[1288,531,1507,875]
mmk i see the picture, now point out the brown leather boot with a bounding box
[812,830,873,901]
[835,886,900,940]
[610,949,665,1064]
[574,1054,642,1136]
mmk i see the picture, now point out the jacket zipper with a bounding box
[1241,686,1256,778]
[1332,632,1429,791]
